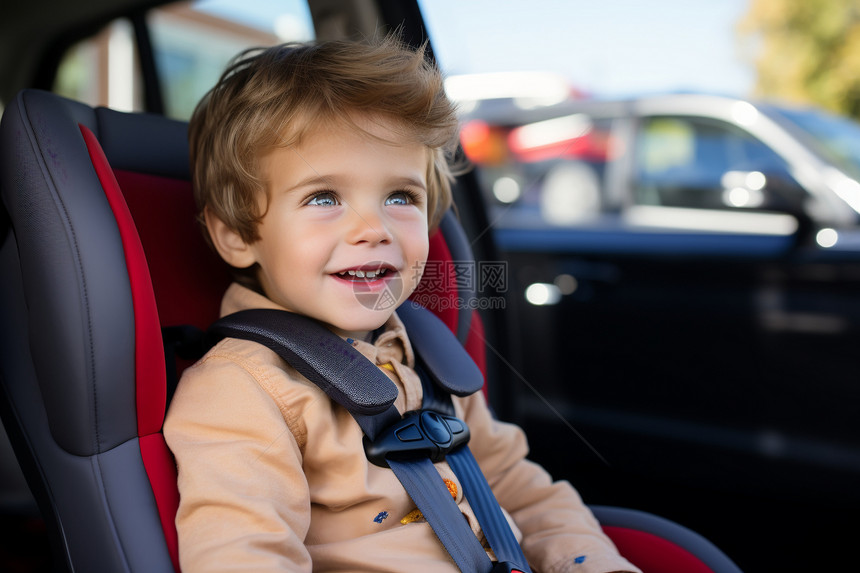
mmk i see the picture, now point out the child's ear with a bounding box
[204,208,258,269]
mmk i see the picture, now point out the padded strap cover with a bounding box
[210,309,398,415]
[211,303,484,416]
[397,301,484,397]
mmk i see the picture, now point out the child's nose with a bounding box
[346,205,393,245]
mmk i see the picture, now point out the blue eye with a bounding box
[307,192,338,206]
[385,191,415,206]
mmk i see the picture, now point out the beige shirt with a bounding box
[164,283,640,573]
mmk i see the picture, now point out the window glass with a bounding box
[54,20,143,113]
[461,109,615,228]
[633,116,805,212]
[150,0,314,119]
[774,106,860,181]
[53,0,314,119]
[418,0,756,229]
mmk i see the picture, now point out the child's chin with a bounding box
[331,310,393,337]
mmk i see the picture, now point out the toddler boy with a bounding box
[164,36,639,573]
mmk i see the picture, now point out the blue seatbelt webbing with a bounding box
[388,457,494,573]
[448,447,531,572]
[355,406,495,572]
[411,362,532,573]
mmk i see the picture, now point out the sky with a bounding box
[199,0,755,100]
[417,0,754,99]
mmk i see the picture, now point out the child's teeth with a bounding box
[339,268,387,278]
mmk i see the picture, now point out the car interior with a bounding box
[3,0,844,572]
[1,78,747,572]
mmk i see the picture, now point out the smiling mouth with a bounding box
[335,268,391,280]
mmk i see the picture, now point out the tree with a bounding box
[738,0,860,119]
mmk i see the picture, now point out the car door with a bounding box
[495,99,860,511]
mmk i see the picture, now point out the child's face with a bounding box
[237,117,430,340]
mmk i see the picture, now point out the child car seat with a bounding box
[0,89,743,572]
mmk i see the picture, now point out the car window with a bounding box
[417,0,763,229]
[53,0,314,120]
[54,19,144,114]
[632,116,806,213]
[460,111,616,228]
[773,106,860,181]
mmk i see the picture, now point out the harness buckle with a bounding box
[364,409,470,468]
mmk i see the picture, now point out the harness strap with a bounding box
[388,457,494,573]
[396,301,485,397]
[448,447,528,568]
[209,305,530,572]
[351,402,492,572]
[409,357,532,573]
[210,308,397,415]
